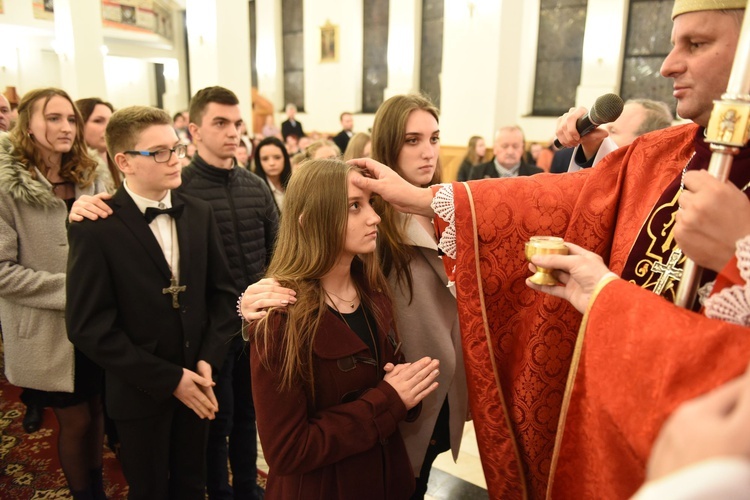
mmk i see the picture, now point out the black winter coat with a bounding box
[180,154,279,293]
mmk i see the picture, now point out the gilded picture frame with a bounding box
[320,21,339,63]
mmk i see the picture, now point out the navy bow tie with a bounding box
[144,205,184,223]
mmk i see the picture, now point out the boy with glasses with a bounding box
[66,106,237,499]
[68,88,277,499]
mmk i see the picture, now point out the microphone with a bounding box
[553,93,624,148]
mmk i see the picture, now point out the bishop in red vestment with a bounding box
[351,3,749,498]
[441,123,750,499]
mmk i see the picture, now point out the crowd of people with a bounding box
[0,1,749,499]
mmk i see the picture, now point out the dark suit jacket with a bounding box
[281,119,304,140]
[66,188,237,420]
[550,148,575,174]
[332,130,351,153]
[469,158,543,179]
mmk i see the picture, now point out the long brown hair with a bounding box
[76,97,121,189]
[464,135,484,165]
[253,159,391,394]
[9,88,97,187]
[370,93,440,300]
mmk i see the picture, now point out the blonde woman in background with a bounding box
[343,131,372,161]
[455,135,486,181]
[304,139,341,160]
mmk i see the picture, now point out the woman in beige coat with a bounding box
[0,88,107,499]
[241,94,469,499]
[367,94,468,498]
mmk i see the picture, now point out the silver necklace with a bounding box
[324,290,379,369]
[323,287,358,309]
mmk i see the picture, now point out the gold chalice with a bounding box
[524,236,569,286]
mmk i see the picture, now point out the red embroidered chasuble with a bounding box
[443,123,750,499]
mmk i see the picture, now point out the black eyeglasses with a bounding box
[124,144,188,163]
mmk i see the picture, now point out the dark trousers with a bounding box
[115,403,209,500]
[206,337,260,499]
[411,398,451,500]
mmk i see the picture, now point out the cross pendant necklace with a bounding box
[160,217,186,308]
[652,247,684,295]
[163,275,186,308]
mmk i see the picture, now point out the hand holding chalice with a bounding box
[525,236,569,286]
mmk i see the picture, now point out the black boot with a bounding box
[70,487,95,500]
[22,404,43,433]
[90,467,107,500]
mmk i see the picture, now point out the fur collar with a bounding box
[0,133,60,208]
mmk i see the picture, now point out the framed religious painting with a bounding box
[320,21,339,63]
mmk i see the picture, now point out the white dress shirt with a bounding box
[123,181,180,280]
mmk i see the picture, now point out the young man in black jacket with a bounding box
[182,86,277,500]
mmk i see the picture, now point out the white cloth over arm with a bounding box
[631,457,750,500]
[567,136,619,173]
[704,235,750,326]
[431,183,456,259]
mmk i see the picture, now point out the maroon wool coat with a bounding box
[251,294,417,500]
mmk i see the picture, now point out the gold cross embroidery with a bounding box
[652,247,684,296]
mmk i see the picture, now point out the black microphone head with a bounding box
[589,94,624,126]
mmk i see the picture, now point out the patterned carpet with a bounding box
[0,353,267,498]
[0,373,128,499]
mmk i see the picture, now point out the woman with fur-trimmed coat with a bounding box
[0,88,107,499]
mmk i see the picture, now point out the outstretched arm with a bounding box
[348,158,436,217]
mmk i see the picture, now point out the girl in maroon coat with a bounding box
[250,159,440,499]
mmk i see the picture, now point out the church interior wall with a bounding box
[0,1,188,114]
[0,1,636,146]
[104,56,157,110]
[296,0,365,134]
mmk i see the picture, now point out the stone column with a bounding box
[185,0,253,122]
[53,0,107,99]
[384,0,421,98]
[576,0,629,106]
[255,0,284,111]
[161,9,190,115]
[439,0,505,144]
